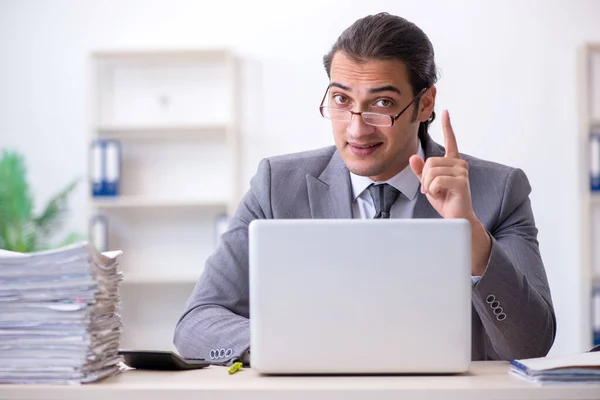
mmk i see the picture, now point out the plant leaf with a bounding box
[23,225,38,253]
[3,220,36,253]
[0,150,81,252]
[0,150,34,251]
[33,179,79,238]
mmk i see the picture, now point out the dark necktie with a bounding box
[368,183,400,219]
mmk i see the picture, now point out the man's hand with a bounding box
[409,110,491,276]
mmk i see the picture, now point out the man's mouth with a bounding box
[348,142,383,155]
[349,143,381,149]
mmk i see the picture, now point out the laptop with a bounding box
[248,219,472,375]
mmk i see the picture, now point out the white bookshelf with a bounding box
[579,43,600,352]
[87,49,240,351]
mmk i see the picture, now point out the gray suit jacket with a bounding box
[174,134,556,364]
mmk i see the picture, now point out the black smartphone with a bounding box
[118,350,211,370]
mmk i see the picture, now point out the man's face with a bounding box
[327,52,434,181]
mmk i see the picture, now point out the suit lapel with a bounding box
[413,134,445,219]
[306,135,445,219]
[306,151,353,219]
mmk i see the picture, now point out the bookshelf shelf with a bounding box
[96,123,229,140]
[92,196,228,210]
[87,49,240,351]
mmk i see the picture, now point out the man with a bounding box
[174,12,556,364]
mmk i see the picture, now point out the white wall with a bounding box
[1,0,600,356]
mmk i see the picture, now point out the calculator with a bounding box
[118,350,211,370]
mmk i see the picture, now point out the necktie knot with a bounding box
[368,183,400,219]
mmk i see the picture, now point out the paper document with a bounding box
[0,242,124,384]
[510,352,600,385]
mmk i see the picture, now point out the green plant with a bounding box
[0,149,82,252]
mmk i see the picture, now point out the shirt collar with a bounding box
[350,140,424,202]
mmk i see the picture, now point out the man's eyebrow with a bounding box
[327,83,402,95]
[368,85,402,95]
[328,82,351,91]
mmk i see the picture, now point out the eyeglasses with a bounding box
[319,87,428,127]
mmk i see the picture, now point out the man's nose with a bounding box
[346,112,376,137]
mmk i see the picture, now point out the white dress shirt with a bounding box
[350,141,424,219]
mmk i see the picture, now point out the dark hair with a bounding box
[323,12,438,142]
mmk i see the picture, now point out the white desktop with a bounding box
[248,219,472,375]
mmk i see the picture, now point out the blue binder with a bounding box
[594,284,600,346]
[590,133,600,192]
[91,140,104,196]
[103,140,121,196]
[91,139,121,197]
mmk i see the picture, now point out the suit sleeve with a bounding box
[472,168,556,360]
[173,159,273,364]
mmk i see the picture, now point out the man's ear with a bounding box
[418,85,436,123]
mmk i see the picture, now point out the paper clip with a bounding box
[228,362,243,375]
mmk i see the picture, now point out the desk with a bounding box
[1,361,599,400]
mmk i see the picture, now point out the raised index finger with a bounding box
[442,110,460,159]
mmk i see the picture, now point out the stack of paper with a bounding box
[510,352,600,385]
[0,242,123,384]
